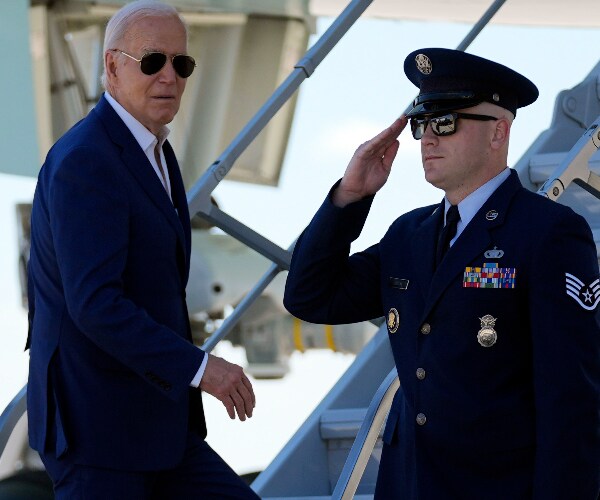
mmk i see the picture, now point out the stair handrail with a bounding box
[187,0,375,218]
[538,115,600,201]
[331,368,399,500]
[192,0,509,352]
[187,0,376,353]
[0,385,27,464]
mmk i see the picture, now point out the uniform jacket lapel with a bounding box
[411,201,443,297]
[422,171,522,318]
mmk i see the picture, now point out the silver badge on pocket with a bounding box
[477,314,497,347]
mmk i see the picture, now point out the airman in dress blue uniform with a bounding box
[284,48,600,499]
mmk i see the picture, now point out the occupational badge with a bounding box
[415,54,432,74]
[387,308,400,333]
[565,273,600,310]
[477,314,497,347]
[484,246,504,259]
[485,210,499,221]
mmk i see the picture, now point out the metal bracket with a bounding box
[538,117,600,200]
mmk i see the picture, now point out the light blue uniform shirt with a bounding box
[445,167,511,247]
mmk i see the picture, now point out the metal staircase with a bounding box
[1,0,600,498]
[254,326,394,498]
[514,60,600,227]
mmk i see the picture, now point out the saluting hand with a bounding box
[332,116,407,207]
[200,354,256,421]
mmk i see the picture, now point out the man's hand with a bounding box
[200,354,256,421]
[333,116,408,207]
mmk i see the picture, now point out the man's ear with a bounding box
[490,118,510,150]
[105,50,118,85]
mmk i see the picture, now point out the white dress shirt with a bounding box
[104,92,172,199]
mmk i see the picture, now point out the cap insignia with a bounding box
[492,93,500,102]
[415,54,432,75]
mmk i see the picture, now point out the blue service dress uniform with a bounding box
[284,170,600,499]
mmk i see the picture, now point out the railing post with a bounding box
[331,369,399,499]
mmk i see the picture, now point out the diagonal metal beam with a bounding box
[187,0,374,217]
[199,204,291,269]
[455,0,508,51]
[404,0,508,115]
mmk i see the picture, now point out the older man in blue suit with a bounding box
[26,1,259,498]
[284,48,600,499]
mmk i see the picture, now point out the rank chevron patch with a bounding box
[565,273,600,310]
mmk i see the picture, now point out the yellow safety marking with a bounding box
[325,324,337,352]
[293,317,305,352]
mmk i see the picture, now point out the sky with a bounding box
[1,13,599,475]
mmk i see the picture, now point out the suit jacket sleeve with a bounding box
[45,144,203,402]
[527,208,600,498]
[284,181,383,324]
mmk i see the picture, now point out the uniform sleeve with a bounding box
[527,208,600,498]
[284,182,383,325]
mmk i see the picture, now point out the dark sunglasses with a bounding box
[112,49,196,78]
[410,112,498,140]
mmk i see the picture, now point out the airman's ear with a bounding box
[490,118,510,150]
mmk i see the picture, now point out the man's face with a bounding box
[419,104,502,201]
[106,15,188,135]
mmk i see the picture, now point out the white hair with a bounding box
[101,0,187,91]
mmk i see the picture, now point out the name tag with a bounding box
[389,277,410,290]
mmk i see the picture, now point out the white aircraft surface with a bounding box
[0,0,599,497]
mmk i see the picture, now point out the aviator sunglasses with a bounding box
[111,49,196,78]
[410,112,498,140]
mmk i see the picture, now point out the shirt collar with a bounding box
[104,91,169,151]
[444,167,511,226]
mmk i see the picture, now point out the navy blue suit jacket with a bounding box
[27,95,206,470]
[284,171,600,499]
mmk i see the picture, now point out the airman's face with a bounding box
[105,15,188,135]
[419,103,508,203]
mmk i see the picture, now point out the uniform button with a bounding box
[416,413,427,426]
[420,323,431,335]
[416,368,426,380]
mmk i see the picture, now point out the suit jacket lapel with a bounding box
[93,96,188,274]
[164,140,191,281]
[422,170,523,318]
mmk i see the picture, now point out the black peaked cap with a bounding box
[404,48,539,117]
